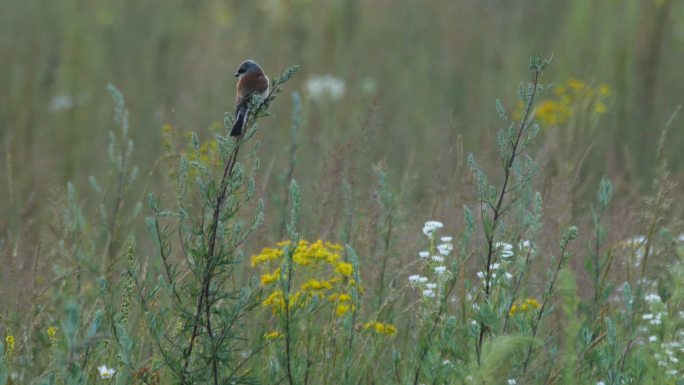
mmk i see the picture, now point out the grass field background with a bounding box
[1,0,683,383]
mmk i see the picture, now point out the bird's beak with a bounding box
[234,72,240,78]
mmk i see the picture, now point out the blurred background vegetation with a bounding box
[1,0,683,311]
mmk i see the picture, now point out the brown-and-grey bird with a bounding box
[230,60,270,137]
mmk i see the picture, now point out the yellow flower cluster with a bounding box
[264,330,282,340]
[363,321,397,336]
[252,240,356,317]
[5,334,14,356]
[47,326,58,345]
[509,298,541,317]
[531,79,610,126]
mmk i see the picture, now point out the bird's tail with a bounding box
[230,107,249,137]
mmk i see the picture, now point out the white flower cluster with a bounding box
[422,220,444,238]
[409,221,453,299]
[304,74,346,101]
[495,242,514,259]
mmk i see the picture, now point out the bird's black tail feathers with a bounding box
[230,107,248,137]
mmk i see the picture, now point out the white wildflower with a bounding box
[422,289,435,298]
[649,335,658,343]
[98,366,116,379]
[418,277,429,284]
[434,266,447,274]
[422,221,444,237]
[519,240,532,250]
[437,243,453,256]
[496,242,514,258]
[645,293,662,303]
[304,74,346,101]
[419,251,430,259]
[490,263,500,270]
[596,382,606,385]
[432,255,445,263]
[408,275,422,283]
[507,380,517,385]
[643,313,654,320]
[441,236,453,243]
[504,272,513,280]
[426,283,437,290]
[476,271,485,280]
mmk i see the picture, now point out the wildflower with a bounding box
[384,324,398,335]
[495,242,514,258]
[509,304,518,317]
[431,255,445,263]
[426,283,437,290]
[525,298,541,309]
[335,303,354,316]
[508,380,517,385]
[418,277,428,284]
[644,293,662,303]
[329,293,352,302]
[649,335,658,343]
[260,268,280,285]
[504,272,513,280]
[409,275,422,284]
[437,243,452,256]
[441,236,453,243]
[476,271,485,280]
[264,331,282,340]
[643,313,654,320]
[434,266,447,274]
[490,263,500,270]
[305,74,346,101]
[419,251,430,259]
[568,78,585,91]
[422,221,444,237]
[47,326,58,345]
[596,382,606,385]
[335,262,353,277]
[598,84,611,97]
[422,289,435,298]
[519,240,532,250]
[363,321,397,336]
[98,365,117,379]
[650,319,662,326]
[5,334,14,356]
[594,102,606,114]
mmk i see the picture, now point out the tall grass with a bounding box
[1,50,683,384]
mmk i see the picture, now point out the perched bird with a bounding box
[230,60,270,137]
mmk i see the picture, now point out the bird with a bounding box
[230,60,270,137]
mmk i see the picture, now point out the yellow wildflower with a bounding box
[594,102,607,114]
[260,268,281,285]
[264,331,282,340]
[598,84,611,97]
[384,324,398,336]
[335,303,354,317]
[335,262,353,277]
[47,326,57,344]
[263,290,284,309]
[525,298,541,309]
[5,334,14,356]
[363,321,397,336]
[567,78,585,91]
[329,293,352,302]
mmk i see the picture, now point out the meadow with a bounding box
[1,0,684,384]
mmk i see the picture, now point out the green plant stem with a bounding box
[477,68,541,364]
